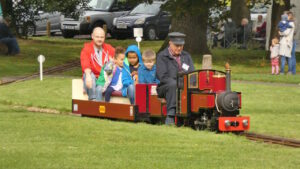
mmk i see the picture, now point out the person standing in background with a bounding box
[0,17,20,55]
[279,12,295,75]
[287,11,297,75]
[270,37,280,75]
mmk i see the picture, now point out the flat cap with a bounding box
[168,32,186,45]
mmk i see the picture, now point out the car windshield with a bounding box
[130,3,161,15]
[88,0,114,10]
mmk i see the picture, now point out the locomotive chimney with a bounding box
[225,62,231,91]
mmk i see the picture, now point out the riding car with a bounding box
[112,1,171,40]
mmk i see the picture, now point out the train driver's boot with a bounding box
[165,115,175,125]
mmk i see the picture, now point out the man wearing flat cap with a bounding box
[156,32,195,125]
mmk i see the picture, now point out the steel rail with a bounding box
[0,60,80,85]
[242,132,300,148]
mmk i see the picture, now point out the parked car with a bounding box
[250,5,267,22]
[17,11,64,36]
[112,1,171,40]
[61,0,134,38]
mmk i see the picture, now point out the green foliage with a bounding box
[5,0,90,37]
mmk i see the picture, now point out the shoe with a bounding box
[165,116,175,125]
[287,72,292,75]
[279,73,284,75]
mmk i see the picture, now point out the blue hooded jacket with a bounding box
[278,14,292,32]
[138,64,160,84]
[122,45,143,96]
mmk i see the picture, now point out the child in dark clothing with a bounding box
[138,49,159,84]
[122,45,143,104]
[97,46,125,102]
[278,13,292,32]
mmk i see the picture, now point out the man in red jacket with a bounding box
[80,27,115,101]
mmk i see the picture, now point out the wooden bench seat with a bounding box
[72,79,130,104]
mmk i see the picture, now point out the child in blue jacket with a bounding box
[138,49,160,84]
[122,45,143,104]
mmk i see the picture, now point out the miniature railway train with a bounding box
[72,65,250,132]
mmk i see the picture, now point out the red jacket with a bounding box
[80,41,115,77]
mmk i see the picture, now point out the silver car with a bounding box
[61,0,133,38]
[18,11,64,36]
[33,11,63,35]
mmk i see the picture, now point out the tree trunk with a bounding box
[269,0,290,45]
[159,12,210,55]
[230,0,250,25]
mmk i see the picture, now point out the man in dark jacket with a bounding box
[0,18,20,55]
[156,32,195,125]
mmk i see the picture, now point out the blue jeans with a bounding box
[83,72,102,101]
[280,56,292,74]
[127,84,135,104]
[0,37,20,55]
[290,40,297,75]
[105,86,114,102]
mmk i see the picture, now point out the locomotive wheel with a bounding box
[210,116,219,132]
[150,117,163,125]
[210,111,220,132]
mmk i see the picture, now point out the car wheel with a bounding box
[91,21,104,32]
[145,26,157,40]
[158,33,168,40]
[115,33,127,40]
[62,31,75,38]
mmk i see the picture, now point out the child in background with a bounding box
[97,46,125,102]
[270,37,280,75]
[138,49,160,84]
[122,45,143,104]
[278,13,291,32]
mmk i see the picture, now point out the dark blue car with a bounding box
[112,1,171,40]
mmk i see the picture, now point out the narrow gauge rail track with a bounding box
[242,132,300,148]
[0,60,80,85]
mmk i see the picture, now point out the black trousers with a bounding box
[157,80,177,116]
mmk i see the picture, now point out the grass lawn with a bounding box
[1,103,300,169]
[0,77,299,139]
[1,37,300,84]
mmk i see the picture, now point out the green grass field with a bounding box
[1,37,300,168]
[1,103,300,169]
[0,77,299,139]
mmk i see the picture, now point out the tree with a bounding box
[4,0,90,37]
[156,0,226,55]
[230,0,250,25]
[5,0,228,54]
[270,0,290,44]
